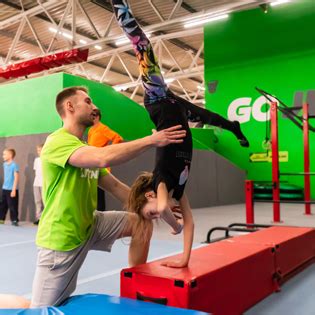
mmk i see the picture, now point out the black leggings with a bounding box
[0,189,19,222]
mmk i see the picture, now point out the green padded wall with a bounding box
[0,73,63,137]
[204,0,315,196]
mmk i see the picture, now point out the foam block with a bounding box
[121,242,276,315]
[0,294,207,315]
[232,226,315,278]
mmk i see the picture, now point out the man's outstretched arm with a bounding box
[69,125,186,169]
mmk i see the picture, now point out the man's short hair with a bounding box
[95,108,102,120]
[55,86,88,117]
[5,148,16,158]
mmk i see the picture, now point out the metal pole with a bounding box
[271,101,281,222]
[303,102,311,215]
[245,180,254,224]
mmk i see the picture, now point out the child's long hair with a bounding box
[127,172,154,241]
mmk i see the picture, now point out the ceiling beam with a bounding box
[0,0,68,30]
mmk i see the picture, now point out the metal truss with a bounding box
[0,0,268,104]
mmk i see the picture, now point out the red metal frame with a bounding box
[245,180,254,224]
[303,103,311,215]
[271,101,281,222]
[246,98,312,223]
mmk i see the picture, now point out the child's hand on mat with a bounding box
[161,259,188,268]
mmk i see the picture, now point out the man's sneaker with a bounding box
[33,220,39,225]
[11,221,19,226]
[0,220,4,224]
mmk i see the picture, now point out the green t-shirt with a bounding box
[36,128,108,251]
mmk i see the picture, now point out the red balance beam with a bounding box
[121,226,315,314]
[121,241,276,315]
[231,226,315,280]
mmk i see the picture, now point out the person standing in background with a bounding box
[88,108,124,211]
[0,148,19,226]
[33,144,44,225]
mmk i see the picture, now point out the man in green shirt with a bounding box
[31,86,186,307]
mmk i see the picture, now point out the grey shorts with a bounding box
[30,210,129,307]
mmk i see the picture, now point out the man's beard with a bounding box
[79,116,94,128]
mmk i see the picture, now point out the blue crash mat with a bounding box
[0,294,208,315]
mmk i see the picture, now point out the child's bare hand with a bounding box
[161,259,188,268]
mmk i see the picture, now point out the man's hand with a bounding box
[150,125,186,147]
[10,190,16,198]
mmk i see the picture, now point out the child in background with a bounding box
[33,144,44,225]
[0,148,19,226]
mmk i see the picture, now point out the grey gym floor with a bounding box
[1,203,315,314]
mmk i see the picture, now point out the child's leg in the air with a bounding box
[112,0,167,100]
[181,97,249,147]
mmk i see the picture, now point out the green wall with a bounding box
[0,72,154,140]
[204,0,315,196]
[0,72,213,148]
[0,73,63,137]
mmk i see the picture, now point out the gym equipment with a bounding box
[0,294,207,315]
[121,241,276,315]
[254,182,304,200]
[246,89,315,223]
[121,224,315,314]
[205,222,271,243]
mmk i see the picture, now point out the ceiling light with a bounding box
[62,32,73,39]
[165,77,175,84]
[115,37,130,46]
[270,0,290,6]
[79,39,87,44]
[48,27,73,40]
[49,27,57,33]
[184,14,229,28]
[197,85,205,91]
[94,45,102,50]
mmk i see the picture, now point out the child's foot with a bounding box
[232,121,249,147]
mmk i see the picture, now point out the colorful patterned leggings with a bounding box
[111,0,249,146]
